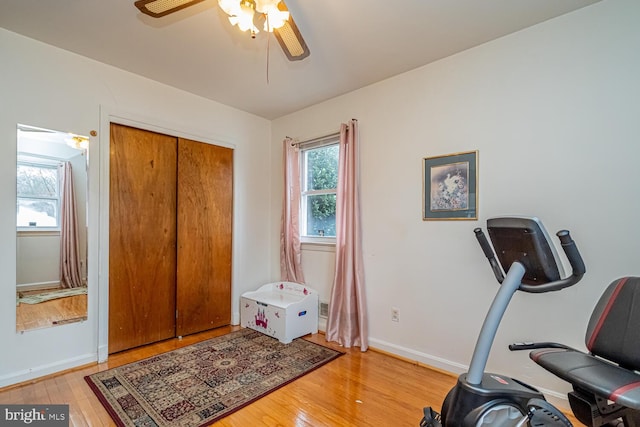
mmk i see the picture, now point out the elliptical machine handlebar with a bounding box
[522,229,586,293]
[474,227,586,293]
[474,227,505,284]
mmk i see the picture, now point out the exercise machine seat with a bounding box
[530,277,640,411]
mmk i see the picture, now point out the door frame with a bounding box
[97,106,235,362]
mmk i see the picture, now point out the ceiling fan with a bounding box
[134,0,310,61]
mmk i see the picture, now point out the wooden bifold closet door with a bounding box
[176,138,233,337]
[109,124,232,354]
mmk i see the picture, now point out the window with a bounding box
[300,137,339,240]
[16,162,60,229]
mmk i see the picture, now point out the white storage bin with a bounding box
[240,282,318,344]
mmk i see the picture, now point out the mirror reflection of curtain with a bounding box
[59,161,83,288]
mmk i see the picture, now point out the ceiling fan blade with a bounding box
[273,2,310,61]
[134,0,206,18]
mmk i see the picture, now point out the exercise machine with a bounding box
[420,216,586,426]
[421,216,584,426]
[520,276,640,426]
[421,398,571,426]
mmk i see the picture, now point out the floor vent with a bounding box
[319,302,329,318]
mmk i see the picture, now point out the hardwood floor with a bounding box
[0,326,580,426]
[16,294,87,332]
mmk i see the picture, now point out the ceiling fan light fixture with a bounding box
[220,0,260,34]
[253,0,287,31]
[135,0,205,17]
[216,0,309,61]
[239,0,258,31]
[263,9,289,32]
[254,0,279,13]
[65,135,89,150]
[218,0,239,15]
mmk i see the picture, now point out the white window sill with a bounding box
[301,238,336,252]
[17,229,60,237]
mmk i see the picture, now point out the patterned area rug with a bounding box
[85,329,342,427]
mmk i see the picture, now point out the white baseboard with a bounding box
[369,337,468,374]
[318,317,327,332]
[367,337,571,411]
[0,353,97,388]
[98,345,108,363]
[16,282,60,291]
[231,312,240,325]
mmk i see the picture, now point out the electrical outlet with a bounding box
[391,307,400,322]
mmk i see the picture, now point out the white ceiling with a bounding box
[17,126,86,161]
[0,0,601,120]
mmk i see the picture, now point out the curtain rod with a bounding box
[17,151,67,163]
[289,131,340,147]
[287,119,358,147]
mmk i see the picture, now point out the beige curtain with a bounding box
[59,162,83,288]
[326,120,368,351]
[280,138,306,283]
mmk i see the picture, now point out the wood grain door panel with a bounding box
[109,124,177,353]
[176,138,233,336]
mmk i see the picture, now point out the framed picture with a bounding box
[423,150,478,220]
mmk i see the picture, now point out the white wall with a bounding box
[17,234,60,286]
[300,244,336,331]
[271,0,640,407]
[0,29,273,386]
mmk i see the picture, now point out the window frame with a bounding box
[299,135,340,245]
[16,160,62,232]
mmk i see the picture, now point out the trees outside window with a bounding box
[17,162,60,228]
[301,141,339,239]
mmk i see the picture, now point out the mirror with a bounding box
[16,124,89,332]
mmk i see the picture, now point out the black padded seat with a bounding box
[530,348,640,410]
[530,276,640,413]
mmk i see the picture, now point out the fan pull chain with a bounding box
[266,14,270,84]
